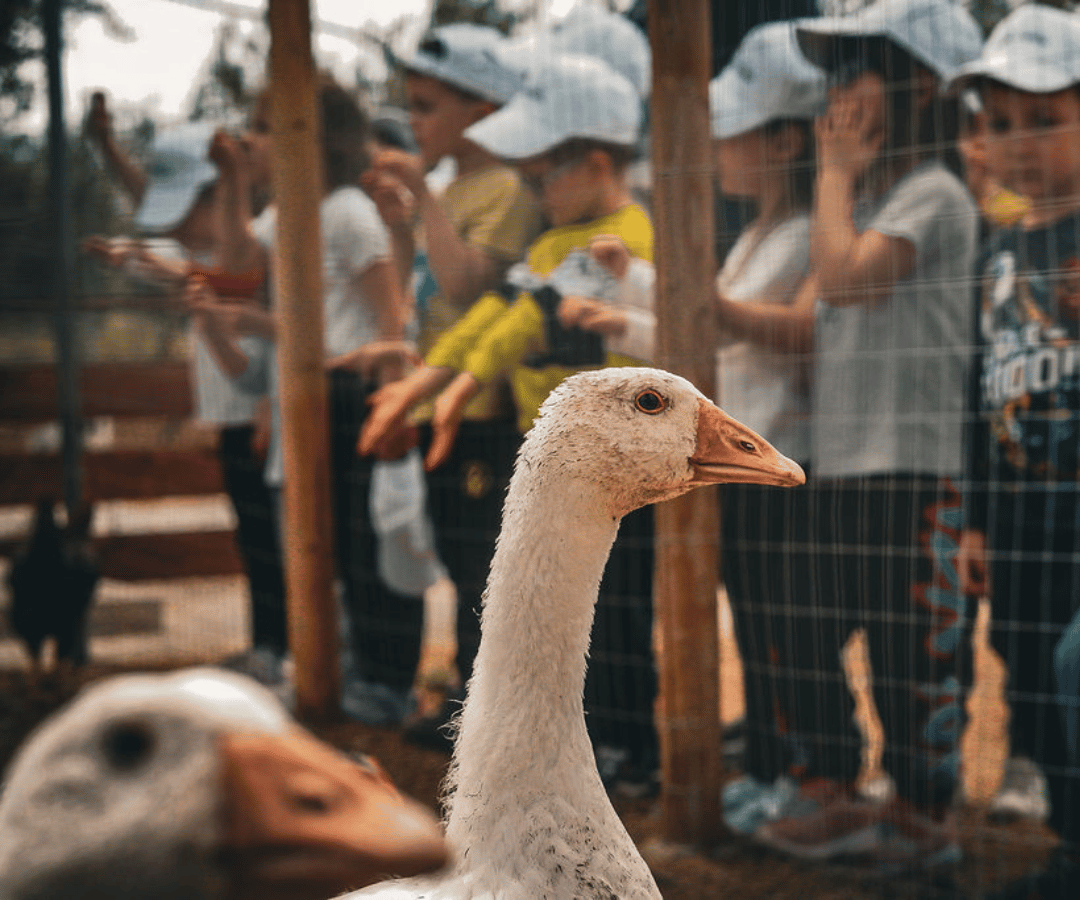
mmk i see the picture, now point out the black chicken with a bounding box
[6,499,99,674]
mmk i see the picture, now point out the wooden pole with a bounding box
[43,0,83,515]
[648,0,723,845]
[267,0,339,720]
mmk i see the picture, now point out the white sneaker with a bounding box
[988,756,1050,822]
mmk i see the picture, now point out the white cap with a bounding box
[947,4,1080,94]
[464,54,641,160]
[134,122,217,233]
[796,0,983,82]
[509,5,651,99]
[401,23,522,105]
[710,21,827,139]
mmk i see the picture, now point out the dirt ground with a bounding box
[0,598,1061,900]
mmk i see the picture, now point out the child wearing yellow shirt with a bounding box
[362,53,660,793]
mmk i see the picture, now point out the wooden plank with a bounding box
[0,449,224,505]
[0,598,162,640]
[0,530,243,580]
[648,0,724,845]
[0,361,192,422]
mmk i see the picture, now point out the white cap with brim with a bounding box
[401,23,522,105]
[464,54,640,160]
[796,0,982,82]
[946,4,1080,94]
[711,21,827,139]
[134,122,218,234]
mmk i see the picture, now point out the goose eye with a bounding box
[101,720,156,771]
[634,389,667,414]
[739,440,756,453]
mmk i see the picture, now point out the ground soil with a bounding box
[0,658,1059,900]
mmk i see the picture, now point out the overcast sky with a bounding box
[25,0,430,133]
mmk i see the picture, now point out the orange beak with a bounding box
[689,399,805,488]
[218,728,447,899]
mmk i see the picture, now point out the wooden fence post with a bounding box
[648,0,723,846]
[267,0,339,720]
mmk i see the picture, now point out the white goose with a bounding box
[0,667,447,900]
[346,367,805,900]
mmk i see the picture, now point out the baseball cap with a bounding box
[464,54,641,160]
[134,122,218,233]
[498,6,651,99]
[401,23,522,105]
[796,0,982,82]
[710,21,827,140]
[947,4,1080,94]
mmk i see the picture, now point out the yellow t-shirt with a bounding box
[427,203,653,433]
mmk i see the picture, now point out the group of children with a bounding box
[82,0,1080,895]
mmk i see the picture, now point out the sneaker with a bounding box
[723,776,821,836]
[870,807,961,876]
[989,756,1051,823]
[341,679,417,726]
[754,795,885,861]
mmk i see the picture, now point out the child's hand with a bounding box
[209,130,245,177]
[589,235,632,280]
[367,147,427,201]
[84,91,111,147]
[358,379,419,456]
[81,235,138,268]
[362,168,417,230]
[557,296,628,338]
[325,340,421,381]
[426,374,478,472]
[816,82,884,179]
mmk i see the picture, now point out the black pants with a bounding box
[722,476,815,783]
[218,424,287,654]
[585,503,659,773]
[791,476,968,810]
[420,416,520,684]
[328,370,424,691]
[987,487,1080,846]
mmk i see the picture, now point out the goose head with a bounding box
[522,367,804,518]
[0,668,447,900]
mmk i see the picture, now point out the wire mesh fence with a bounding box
[1,1,1079,898]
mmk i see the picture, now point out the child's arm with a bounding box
[85,92,148,204]
[185,279,258,380]
[812,87,916,307]
[357,289,514,456]
[715,273,816,355]
[366,148,509,305]
[209,131,269,278]
[425,371,480,471]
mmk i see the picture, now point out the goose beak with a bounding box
[218,727,448,898]
[689,399,805,487]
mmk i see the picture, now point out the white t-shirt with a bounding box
[252,185,392,355]
[811,161,978,478]
[715,215,812,462]
[135,239,261,427]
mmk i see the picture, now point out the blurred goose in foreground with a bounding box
[0,667,447,900]
[346,367,805,899]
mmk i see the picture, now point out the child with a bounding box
[195,77,422,724]
[362,54,660,793]
[953,5,1080,896]
[753,0,982,870]
[82,119,287,677]
[557,21,825,827]
[358,25,543,748]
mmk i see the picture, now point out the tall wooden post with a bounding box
[267,0,339,720]
[43,0,82,515]
[648,0,723,845]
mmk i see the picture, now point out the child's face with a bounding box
[983,83,1080,206]
[169,183,222,254]
[405,74,492,168]
[516,151,599,227]
[715,130,767,197]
